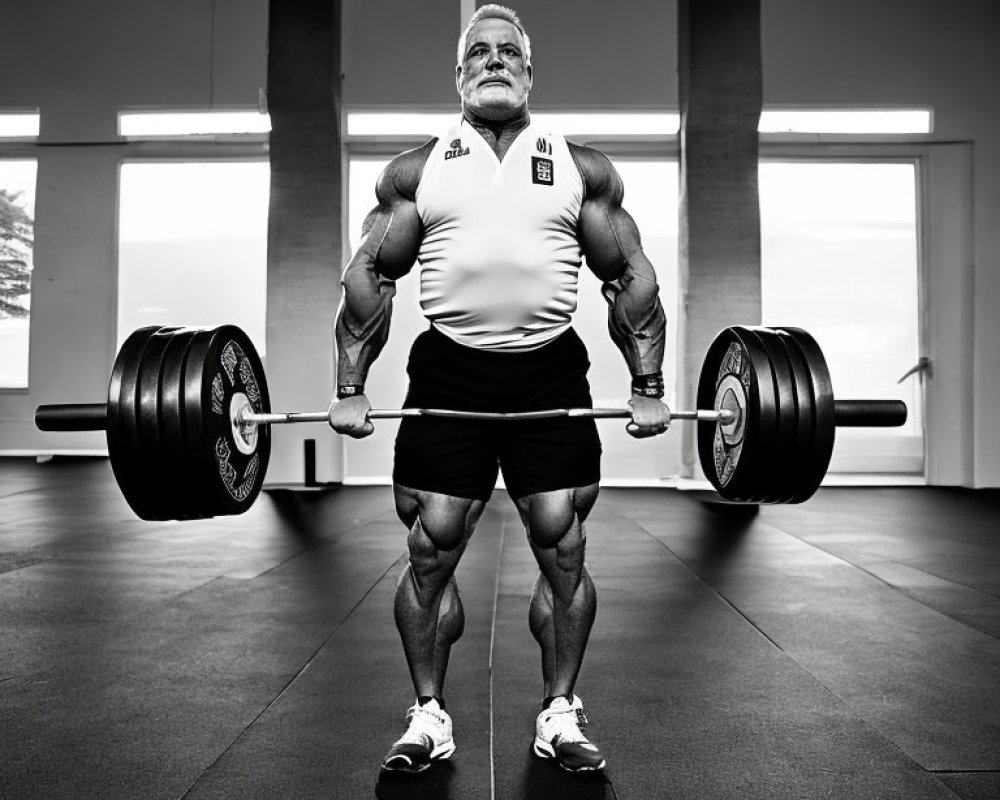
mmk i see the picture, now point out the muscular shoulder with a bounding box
[568,142,624,206]
[376,138,438,206]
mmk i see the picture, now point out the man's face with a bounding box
[456,18,532,121]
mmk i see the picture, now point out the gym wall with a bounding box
[0,0,998,488]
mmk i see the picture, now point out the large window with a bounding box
[117,160,270,354]
[760,160,923,475]
[0,159,37,388]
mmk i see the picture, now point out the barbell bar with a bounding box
[34,323,908,520]
[240,406,734,426]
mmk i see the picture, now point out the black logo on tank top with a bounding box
[532,156,554,185]
[536,137,553,155]
[445,138,470,160]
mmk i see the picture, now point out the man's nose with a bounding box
[486,48,504,69]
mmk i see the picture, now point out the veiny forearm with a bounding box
[602,253,666,378]
[335,252,396,391]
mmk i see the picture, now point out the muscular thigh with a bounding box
[515,483,600,549]
[394,484,488,579]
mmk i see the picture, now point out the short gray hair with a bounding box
[456,4,532,67]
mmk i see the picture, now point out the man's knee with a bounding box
[396,486,481,549]
[519,484,598,551]
[395,486,484,595]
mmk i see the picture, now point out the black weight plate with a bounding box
[773,329,817,503]
[134,327,182,520]
[175,329,217,519]
[697,331,740,496]
[768,329,813,503]
[729,327,784,503]
[747,327,800,504]
[775,327,835,502]
[182,326,271,518]
[697,326,777,501]
[106,326,166,520]
[698,329,752,498]
[157,328,205,520]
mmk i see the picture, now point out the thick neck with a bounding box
[463,106,530,161]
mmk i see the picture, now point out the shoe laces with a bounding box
[398,702,448,746]
[544,701,591,745]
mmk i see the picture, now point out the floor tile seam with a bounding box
[891,561,1000,602]
[652,514,1000,657]
[762,523,1000,635]
[656,523,992,780]
[49,575,232,633]
[862,563,1000,635]
[635,519,1000,774]
[864,558,1000,598]
[247,510,402,580]
[492,504,621,799]
[636,526,972,777]
[488,515,507,800]
[173,552,406,800]
[929,769,1000,775]
[0,484,83,502]
[630,518,788,653]
[0,553,57,576]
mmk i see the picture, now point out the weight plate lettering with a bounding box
[698,327,778,501]
[182,326,270,518]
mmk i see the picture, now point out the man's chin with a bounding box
[465,97,527,122]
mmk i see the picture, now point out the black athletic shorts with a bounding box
[393,326,602,500]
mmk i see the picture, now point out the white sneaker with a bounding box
[533,695,606,772]
[381,699,456,774]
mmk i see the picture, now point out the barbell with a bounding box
[34,324,907,520]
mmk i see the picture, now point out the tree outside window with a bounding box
[0,160,37,388]
[1,187,34,319]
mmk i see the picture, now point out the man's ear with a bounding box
[455,64,463,93]
[526,63,533,91]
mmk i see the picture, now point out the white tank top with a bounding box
[415,119,584,351]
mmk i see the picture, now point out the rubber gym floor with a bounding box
[1,457,999,799]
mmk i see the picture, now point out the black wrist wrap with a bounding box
[631,372,665,399]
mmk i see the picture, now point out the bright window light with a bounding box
[534,112,679,136]
[759,109,932,134]
[117,161,270,354]
[760,161,923,473]
[0,159,39,388]
[347,112,452,136]
[347,112,679,137]
[0,112,40,138]
[347,109,932,137]
[119,110,271,137]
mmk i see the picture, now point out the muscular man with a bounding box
[329,4,670,775]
